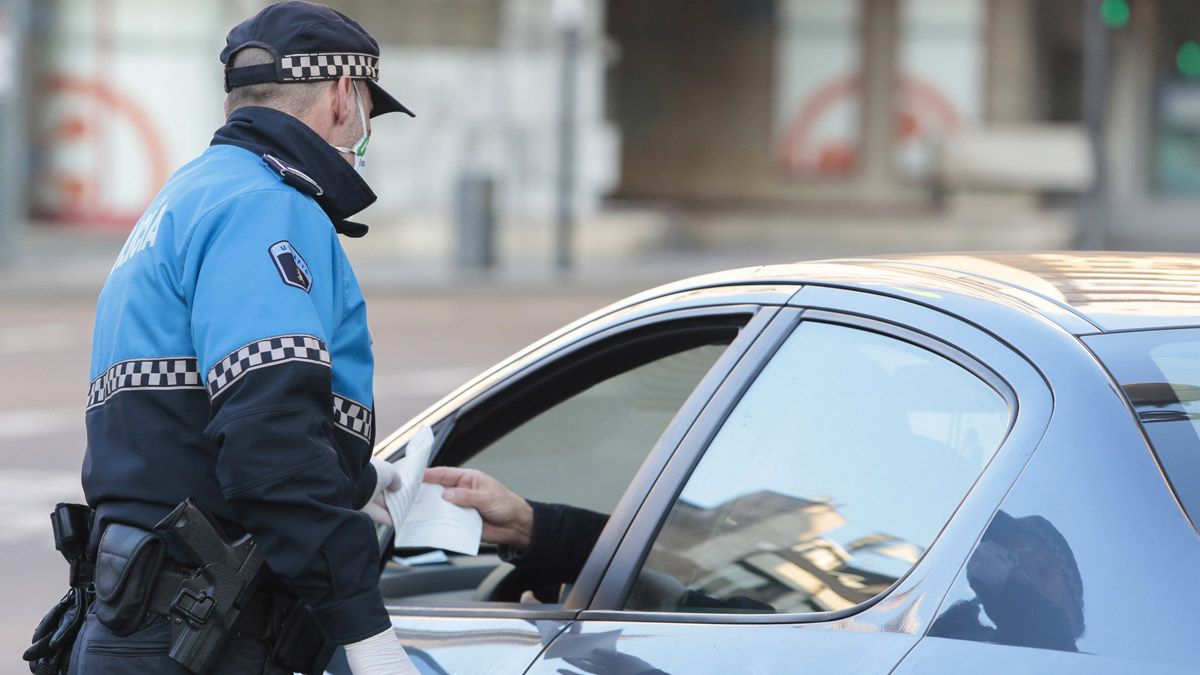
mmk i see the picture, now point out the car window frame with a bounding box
[434,316,750,470]
[583,293,1052,626]
[377,302,784,620]
[373,285,799,454]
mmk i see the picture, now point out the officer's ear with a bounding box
[331,75,356,127]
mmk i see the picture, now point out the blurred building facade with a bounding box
[5,0,1200,263]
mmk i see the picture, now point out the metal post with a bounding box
[554,10,580,272]
[0,0,30,264]
[1079,0,1111,250]
[455,173,496,270]
[858,0,899,199]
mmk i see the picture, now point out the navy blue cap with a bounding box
[221,1,413,118]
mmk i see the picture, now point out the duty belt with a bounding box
[144,564,278,643]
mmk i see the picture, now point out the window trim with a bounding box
[380,304,780,619]
[584,308,1021,625]
[803,309,1018,413]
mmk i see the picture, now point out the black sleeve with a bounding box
[500,501,609,585]
[206,361,389,645]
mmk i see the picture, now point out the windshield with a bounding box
[1086,328,1200,527]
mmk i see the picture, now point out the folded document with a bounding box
[383,425,483,556]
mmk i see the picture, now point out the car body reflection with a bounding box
[633,490,925,614]
[930,510,1083,652]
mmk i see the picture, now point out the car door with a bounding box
[530,287,1051,674]
[326,288,796,674]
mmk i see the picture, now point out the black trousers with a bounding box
[67,608,290,675]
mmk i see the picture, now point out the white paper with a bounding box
[394,483,482,556]
[382,425,483,555]
[383,425,436,527]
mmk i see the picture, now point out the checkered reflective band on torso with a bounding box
[207,335,331,399]
[280,52,379,82]
[332,394,373,443]
[87,357,204,410]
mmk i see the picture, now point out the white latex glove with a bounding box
[344,628,419,675]
[362,458,401,527]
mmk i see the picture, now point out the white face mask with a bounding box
[330,81,370,180]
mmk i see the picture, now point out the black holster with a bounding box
[23,503,95,675]
[151,499,332,674]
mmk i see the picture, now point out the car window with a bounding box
[1085,327,1200,528]
[624,321,1010,615]
[464,342,730,513]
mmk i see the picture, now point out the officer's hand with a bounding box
[362,458,401,527]
[344,628,419,675]
[423,467,533,549]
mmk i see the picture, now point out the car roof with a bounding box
[654,252,1200,334]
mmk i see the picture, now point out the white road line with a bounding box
[0,409,80,440]
[0,323,78,356]
[375,366,483,398]
[0,469,83,544]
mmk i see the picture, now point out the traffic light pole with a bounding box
[554,23,579,273]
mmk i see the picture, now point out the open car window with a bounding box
[379,313,752,608]
[462,342,729,513]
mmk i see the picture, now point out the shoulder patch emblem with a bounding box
[269,240,313,292]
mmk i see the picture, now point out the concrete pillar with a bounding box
[858,0,899,198]
[0,0,29,263]
[984,0,1037,124]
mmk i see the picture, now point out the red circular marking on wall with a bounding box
[777,75,862,176]
[33,74,170,228]
[777,74,962,177]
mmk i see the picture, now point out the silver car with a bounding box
[340,252,1200,674]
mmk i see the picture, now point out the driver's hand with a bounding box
[424,467,534,549]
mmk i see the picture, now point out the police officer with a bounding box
[69,2,418,672]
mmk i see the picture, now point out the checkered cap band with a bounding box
[333,394,374,444]
[87,358,204,410]
[280,52,378,83]
[207,335,331,399]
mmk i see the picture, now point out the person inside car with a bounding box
[423,466,773,612]
[423,466,606,593]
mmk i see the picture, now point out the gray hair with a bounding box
[224,47,329,117]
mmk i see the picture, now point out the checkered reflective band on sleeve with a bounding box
[279,52,379,82]
[332,395,373,443]
[87,357,203,410]
[207,335,331,399]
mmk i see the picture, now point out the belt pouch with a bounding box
[94,523,165,635]
[270,603,334,674]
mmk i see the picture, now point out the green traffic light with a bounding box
[1100,0,1130,28]
[1179,42,1200,78]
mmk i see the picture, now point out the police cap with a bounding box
[221,1,413,118]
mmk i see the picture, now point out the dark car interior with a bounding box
[375,315,748,609]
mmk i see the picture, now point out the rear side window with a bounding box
[625,321,1010,615]
[1087,328,1200,527]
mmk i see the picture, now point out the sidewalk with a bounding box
[0,205,1078,301]
[0,223,782,302]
